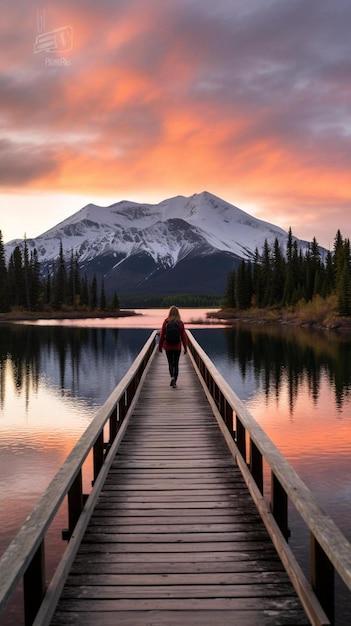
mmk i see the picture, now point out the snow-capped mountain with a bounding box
[4,191,311,297]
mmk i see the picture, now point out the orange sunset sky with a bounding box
[1,0,350,248]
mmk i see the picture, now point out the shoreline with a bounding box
[208,308,351,333]
[0,309,139,323]
[1,305,351,333]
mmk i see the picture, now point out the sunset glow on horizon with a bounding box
[1,0,351,248]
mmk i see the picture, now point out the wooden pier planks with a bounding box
[50,350,310,625]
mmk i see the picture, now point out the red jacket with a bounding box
[159,319,188,352]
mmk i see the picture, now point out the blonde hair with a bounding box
[167,305,181,322]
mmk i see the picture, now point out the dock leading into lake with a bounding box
[2,330,346,625]
[49,352,310,625]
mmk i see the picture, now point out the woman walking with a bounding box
[159,305,187,387]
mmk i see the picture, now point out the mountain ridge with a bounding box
[4,191,313,297]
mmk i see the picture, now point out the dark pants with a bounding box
[166,349,181,381]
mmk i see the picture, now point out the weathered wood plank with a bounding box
[75,542,275,558]
[81,531,271,544]
[52,597,308,616]
[88,513,262,523]
[59,582,305,600]
[50,608,308,626]
[76,541,281,555]
[59,570,294,586]
[82,519,266,532]
[94,492,255,502]
[70,558,285,575]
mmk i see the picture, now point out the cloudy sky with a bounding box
[1,0,350,247]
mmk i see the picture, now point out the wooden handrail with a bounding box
[0,331,158,625]
[187,330,351,625]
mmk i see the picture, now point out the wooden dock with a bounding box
[50,351,310,625]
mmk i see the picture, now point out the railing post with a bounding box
[236,417,246,461]
[24,540,46,626]
[119,394,126,423]
[68,468,83,535]
[224,400,234,435]
[109,405,118,443]
[219,390,224,417]
[126,383,133,413]
[271,473,289,540]
[250,440,263,494]
[93,430,104,481]
[311,535,335,623]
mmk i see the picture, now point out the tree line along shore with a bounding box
[1,228,351,332]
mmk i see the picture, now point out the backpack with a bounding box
[165,321,181,345]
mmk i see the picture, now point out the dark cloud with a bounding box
[0,139,59,185]
[0,71,68,129]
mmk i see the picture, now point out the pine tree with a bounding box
[291,242,304,304]
[334,235,351,316]
[304,237,322,300]
[90,274,98,310]
[286,228,293,264]
[333,230,345,287]
[260,239,272,307]
[8,246,25,307]
[252,247,264,307]
[109,291,120,311]
[283,234,304,305]
[30,249,42,310]
[224,270,236,308]
[323,251,334,297]
[100,277,106,311]
[270,238,286,305]
[44,271,51,307]
[80,273,89,307]
[67,251,81,307]
[337,260,351,316]
[0,230,10,312]
[52,241,67,310]
[236,260,252,309]
[23,236,31,310]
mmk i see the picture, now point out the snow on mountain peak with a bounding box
[4,191,299,271]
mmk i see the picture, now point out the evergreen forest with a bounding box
[224,229,351,316]
[0,235,119,313]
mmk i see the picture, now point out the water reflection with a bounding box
[194,323,351,412]
[0,324,151,408]
[0,324,115,401]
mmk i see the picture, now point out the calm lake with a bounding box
[0,309,351,625]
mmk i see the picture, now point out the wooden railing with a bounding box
[187,330,351,626]
[0,331,158,626]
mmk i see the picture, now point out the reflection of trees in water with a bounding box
[0,325,119,402]
[2,321,350,413]
[224,324,351,410]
